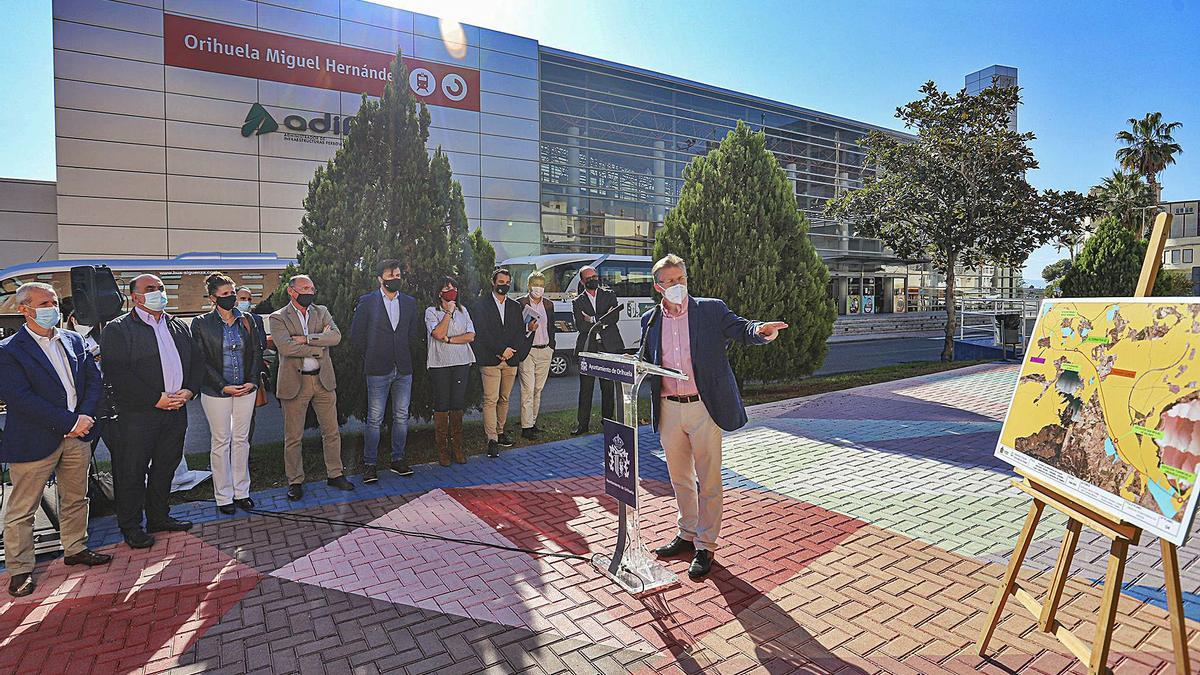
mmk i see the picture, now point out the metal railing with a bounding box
[956,295,1040,351]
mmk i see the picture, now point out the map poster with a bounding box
[996,298,1200,545]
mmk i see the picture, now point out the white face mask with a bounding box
[141,290,169,312]
[529,286,545,299]
[662,284,687,305]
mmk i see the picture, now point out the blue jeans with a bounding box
[364,370,412,465]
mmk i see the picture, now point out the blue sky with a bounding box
[5,0,1198,284]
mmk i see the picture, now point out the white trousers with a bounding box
[201,393,256,505]
[518,347,553,428]
[659,399,724,551]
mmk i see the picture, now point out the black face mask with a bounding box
[295,293,316,308]
[584,278,600,290]
[494,284,510,295]
[215,295,238,311]
[382,279,403,293]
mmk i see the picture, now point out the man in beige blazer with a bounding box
[269,275,354,500]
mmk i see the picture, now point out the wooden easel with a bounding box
[976,212,1193,674]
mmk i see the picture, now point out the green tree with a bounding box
[1058,216,1187,297]
[1116,111,1183,223]
[654,121,835,383]
[1041,259,1073,284]
[1093,170,1156,233]
[464,228,496,302]
[825,81,1089,360]
[283,50,491,422]
[1154,270,1193,297]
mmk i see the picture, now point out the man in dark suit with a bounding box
[101,274,204,549]
[571,265,625,435]
[639,254,788,579]
[0,282,112,596]
[471,268,531,458]
[349,259,424,483]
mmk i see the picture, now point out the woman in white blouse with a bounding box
[425,276,475,466]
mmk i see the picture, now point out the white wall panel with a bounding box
[167,148,258,180]
[55,79,165,117]
[168,202,259,230]
[0,181,57,213]
[481,177,538,202]
[454,175,480,199]
[413,13,479,45]
[257,134,342,162]
[478,28,537,59]
[59,224,167,256]
[480,135,538,161]
[166,93,253,126]
[55,49,164,91]
[54,0,163,36]
[260,156,325,183]
[165,67,258,103]
[56,108,166,145]
[480,70,537,100]
[339,0,413,33]
[338,20,413,55]
[53,20,162,63]
[479,49,537,79]
[480,197,539,222]
[428,107,480,133]
[260,181,309,208]
[479,91,538,120]
[168,228,262,256]
[463,196,480,221]
[260,207,304,233]
[412,34,478,68]
[167,120,256,154]
[163,0,257,27]
[426,127,480,155]
[168,175,260,206]
[257,3,339,42]
[258,80,344,114]
[260,0,338,17]
[59,168,166,201]
[59,196,167,229]
[480,156,538,182]
[0,213,58,239]
[481,113,538,140]
[261,232,302,257]
[58,138,166,173]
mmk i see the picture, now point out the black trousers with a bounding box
[577,373,616,428]
[430,364,470,412]
[110,408,187,532]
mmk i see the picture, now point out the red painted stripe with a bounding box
[1110,368,1136,378]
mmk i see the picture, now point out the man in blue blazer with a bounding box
[349,259,424,483]
[639,255,788,579]
[0,282,112,597]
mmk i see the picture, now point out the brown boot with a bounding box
[449,410,466,464]
[434,412,451,467]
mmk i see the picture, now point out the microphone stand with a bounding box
[585,303,621,354]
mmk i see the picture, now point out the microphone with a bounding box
[585,303,621,353]
[636,305,662,363]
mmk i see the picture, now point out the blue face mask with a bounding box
[32,306,60,330]
[141,290,169,312]
[237,300,252,313]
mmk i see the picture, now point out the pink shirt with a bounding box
[134,306,184,393]
[660,302,699,397]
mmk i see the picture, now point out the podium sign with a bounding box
[579,351,687,595]
[578,354,635,384]
[603,419,637,508]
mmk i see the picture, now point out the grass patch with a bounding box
[82,358,993,509]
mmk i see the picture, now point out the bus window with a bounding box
[627,261,654,297]
[504,263,536,294]
[547,261,587,294]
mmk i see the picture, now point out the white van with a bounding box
[500,254,657,376]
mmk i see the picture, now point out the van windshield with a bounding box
[504,264,536,294]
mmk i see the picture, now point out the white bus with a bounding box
[500,253,657,377]
[0,252,294,337]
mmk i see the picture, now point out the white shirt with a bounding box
[25,326,77,411]
[134,306,184,393]
[585,290,598,314]
[494,294,507,325]
[381,288,399,330]
[525,299,549,346]
[292,303,321,372]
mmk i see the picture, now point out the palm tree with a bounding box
[1115,112,1183,207]
[1093,170,1156,235]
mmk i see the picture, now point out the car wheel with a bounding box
[550,354,569,377]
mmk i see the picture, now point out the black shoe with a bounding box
[652,536,696,558]
[570,424,588,436]
[521,427,540,440]
[327,476,355,491]
[363,465,378,483]
[688,550,714,579]
[146,518,193,533]
[533,424,545,433]
[497,433,514,448]
[389,462,413,476]
[287,483,304,501]
[487,440,499,458]
[218,503,236,515]
[64,549,113,567]
[234,498,255,511]
[123,529,155,549]
[8,573,34,597]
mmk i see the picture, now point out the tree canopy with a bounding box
[1116,111,1183,208]
[825,80,1093,360]
[653,121,836,383]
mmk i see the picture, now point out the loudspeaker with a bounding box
[70,265,124,325]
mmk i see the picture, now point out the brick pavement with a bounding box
[1,362,1198,673]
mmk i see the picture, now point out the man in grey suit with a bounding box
[269,275,353,501]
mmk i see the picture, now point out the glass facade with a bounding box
[536,49,1022,313]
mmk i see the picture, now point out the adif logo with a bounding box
[241,102,278,137]
[241,103,356,138]
[608,433,630,479]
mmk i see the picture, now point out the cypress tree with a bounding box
[653,121,836,383]
[284,50,492,422]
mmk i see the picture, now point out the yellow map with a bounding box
[996,299,1200,545]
